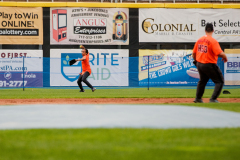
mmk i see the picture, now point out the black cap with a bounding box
[205,23,214,32]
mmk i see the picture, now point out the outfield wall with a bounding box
[0,3,240,87]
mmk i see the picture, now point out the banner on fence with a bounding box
[139,9,240,42]
[50,8,129,45]
[0,50,43,88]
[224,49,240,85]
[50,49,129,86]
[139,49,202,86]
[0,7,43,44]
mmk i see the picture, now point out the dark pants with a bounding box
[77,72,93,90]
[196,62,224,100]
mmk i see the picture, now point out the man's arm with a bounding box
[192,52,197,66]
[192,41,198,62]
[76,56,86,62]
[218,52,228,63]
[192,52,196,61]
[76,45,86,61]
[212,41,227,63]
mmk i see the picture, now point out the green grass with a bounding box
[176,103,240,113]
[1,88,239,113]
[0,128,239,160]
[0,88,240,99]
[1,88,239,159]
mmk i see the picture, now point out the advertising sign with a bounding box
[0,7,43,44]
[50,8,129,45]
[224,49,240,85]
[139,49,209,86]
[50,49,129,86]
[139,9,240,42]
[0,50,43,88]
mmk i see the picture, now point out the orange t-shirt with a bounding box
[81,54,91,75]
[193,35,223,64]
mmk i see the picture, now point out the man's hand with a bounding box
[193,60,197,66]
[219,52,228,63]
[222,57,228,63]
[192,52,196,61]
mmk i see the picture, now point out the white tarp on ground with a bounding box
[1,104,240,129]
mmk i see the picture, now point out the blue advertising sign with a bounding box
[0,72,43,87]
[139,50,216,86]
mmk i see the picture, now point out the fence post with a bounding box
[23,56,25,91]
[148,55,149,90]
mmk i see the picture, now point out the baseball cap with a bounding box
[205,23,214,32]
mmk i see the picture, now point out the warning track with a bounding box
[0,98,240,105]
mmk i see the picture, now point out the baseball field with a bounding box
[0,87,240,160]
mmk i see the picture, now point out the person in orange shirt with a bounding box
[192,23,227,103]
[75,45,96,92]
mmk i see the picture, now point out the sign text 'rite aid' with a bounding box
[50,49,129,86]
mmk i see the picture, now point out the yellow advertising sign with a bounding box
[0,7,43,44]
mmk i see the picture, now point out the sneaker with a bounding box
[209,99,219,103]
[79,90,85,92]
[193,99,204,103]
[92,88,96,92]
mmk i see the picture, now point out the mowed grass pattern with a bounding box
[0,88,240,99]
[1,88,240,160]
[176,103,240,113]
[0,128,240,160]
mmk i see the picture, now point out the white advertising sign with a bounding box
[224,53,240,85]
[139,8,240,42]
[0,50,43,87]
[0,50,43,71]
[50,8,129,45]
[50,49,129,86]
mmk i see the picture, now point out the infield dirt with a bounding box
[0,98,240,105]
